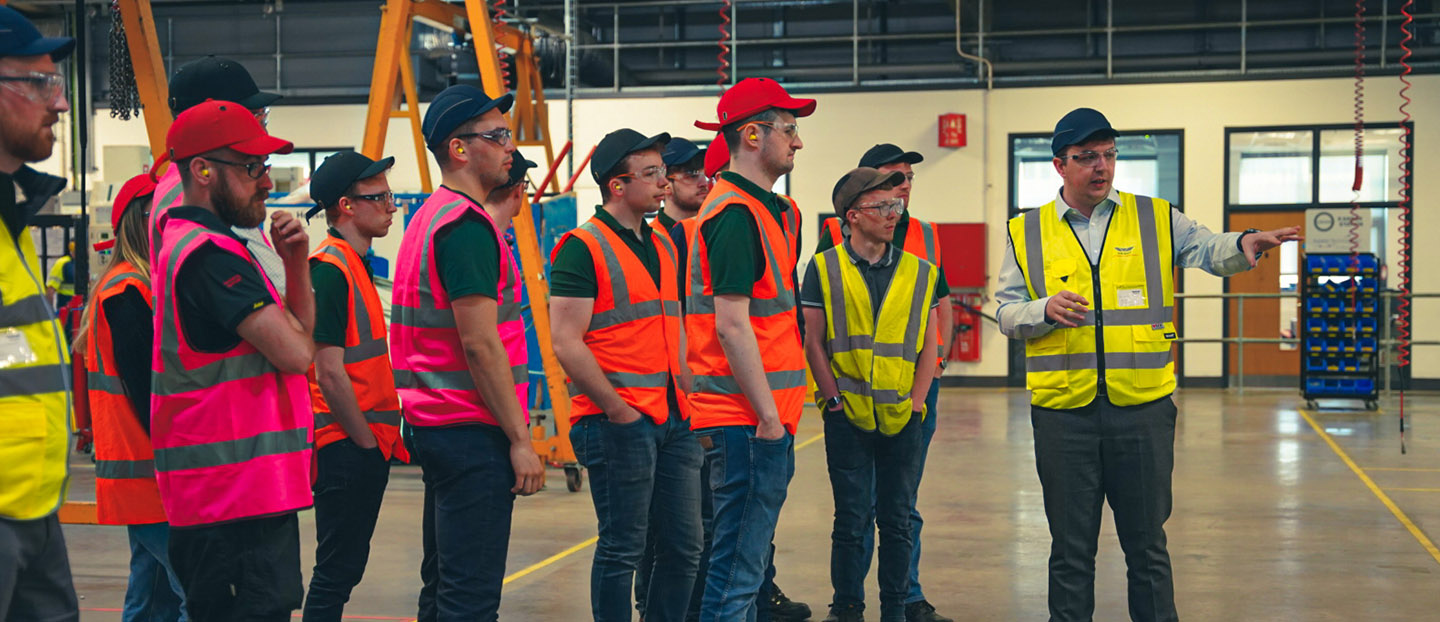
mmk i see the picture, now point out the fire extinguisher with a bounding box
[949,293,985,363]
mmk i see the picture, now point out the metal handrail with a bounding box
[1171,290,1436,398]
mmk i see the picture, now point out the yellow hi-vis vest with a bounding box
[814,245,937,435]
[0,220,73,520]
[1008,192,1176,410]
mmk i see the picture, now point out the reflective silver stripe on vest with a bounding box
[1106,307,1176,327]
[86,370,126,396]
[1133,196,1170,326]
[1022,208,1047,298]
[314,409,403,430]
[0,294,54,329]
[684,198,798,318]
[152,351,276,397]
[153,427,309,472]
[918,220,937,263]
[693,369,807,395]
[392,304,456,329]
[899,261,934,356]
[394,365,526,391]
[95,458,155,479]
[100,270,146,292]
[820,249,849,355]
[0,364,70,398]
[579,221,670,332]
[835,377,908,405]
[317,246,390,365]
[1027,351,1098,373]
[565,370,670,395]
[1105,350,1173,370]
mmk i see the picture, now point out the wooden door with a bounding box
[1226,211,1306,385]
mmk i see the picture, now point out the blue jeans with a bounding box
[826,411,924,622]
[860,380,939,604]
[303,439,391,622]
[124,522,186,622]
[571,413,703,622]
[696,426,794,622]
[408,424,516,622]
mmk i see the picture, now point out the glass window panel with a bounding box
[1318,128,1407,203]
[1229,131,1313,205]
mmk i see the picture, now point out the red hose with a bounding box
[492,0,513,90]
[717,0,732,90]
[1346,0,1365,366]
[1397,0,1415,452]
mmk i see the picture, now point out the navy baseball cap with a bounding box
[501,151,537,189]
[306,152,395,219]
[858,143,923,168]
[1051,108,1119,156]
[0,6,75,60]
[662,138,706,168]
[423,85,515,150]
[169,56,281,114]
[591,129,670,183]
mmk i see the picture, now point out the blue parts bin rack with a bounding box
[1301,253,1381,410]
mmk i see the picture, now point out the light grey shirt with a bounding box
[233,225,287,296]
[996,188,1252,340]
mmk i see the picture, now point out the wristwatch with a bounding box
[823,395,843,412]
[1237,228,1261,252]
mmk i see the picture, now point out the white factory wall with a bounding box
[88,74,1440,382]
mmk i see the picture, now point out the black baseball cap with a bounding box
[858,143,923,168]
[501,151,537,189]
[662,138,706,168]
[0,6,74,60]
[832,167,906,215]
[168,56,281,114]
[306,152,395,219]
[422,85,515,150]
[591,129,670,183]
[1051,108,1118,156]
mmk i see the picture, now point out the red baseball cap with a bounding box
[95,174,157,251]
[704,134,729,178]
[694,78,816,131]
[166,100,294,161]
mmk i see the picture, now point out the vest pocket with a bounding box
[0,404,45,499]
[1130,324,1176,388]
[1025,331,1070,390]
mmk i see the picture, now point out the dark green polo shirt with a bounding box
[816,213,952,299]
[433,186,501,301]
[551,207,663,298]
[701,171,800,296]
[311,229,375,348]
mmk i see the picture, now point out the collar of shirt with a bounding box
[654,210,678,232]
[167,205,249,243]
[719,171,788,214]
[326,228,374,277]
[1054,187,1121,222]
[439,184,485,209]
[592,205,653,249]
[841,239,897,269]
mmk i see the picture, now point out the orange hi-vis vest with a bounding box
[553,216,687,424]
[824,214,944,368]
[85,263,166,525]
[306,234,409,462]
[685,177,806,433]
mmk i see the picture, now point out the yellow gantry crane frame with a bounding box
[360,0,577,477]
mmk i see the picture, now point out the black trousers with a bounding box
[1031,395,1178,622]
[0,515,78,622]
[169,513,303,622]
[303,439,391,622]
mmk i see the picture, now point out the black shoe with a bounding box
[822,602,864,622]
[903,601,953,622]
[768,586,813,620]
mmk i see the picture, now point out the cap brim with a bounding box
[93,239,116,252]
[304,204,326,221]
[695,96,817,131]
[663,145,703,166]
[489,93,516,116]
[236,91,283,110]
[358,156,396,181]
[231,134,295,156]
[867,170,907,191]
[633,132,671,154]
[15,36,76,61]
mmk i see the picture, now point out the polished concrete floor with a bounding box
[63,388,1440,620]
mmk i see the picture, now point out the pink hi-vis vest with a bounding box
[149,214,313,528]
[148,166,184,269]
[390,186,530,427]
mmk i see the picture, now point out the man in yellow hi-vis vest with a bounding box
[803,167,939,622]
[997,108,1301,622]
[0,6,79,618]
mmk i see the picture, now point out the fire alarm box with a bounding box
[939,113,967,148]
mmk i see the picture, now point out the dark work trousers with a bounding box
[168,513,304,622]
[302,439,391,622]
[825,412,923,622]
[409,423,516,622]
[1031,395,1179,622]
[0,514,78,622]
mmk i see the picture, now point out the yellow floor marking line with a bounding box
[499,430,827,591]
[1300,409,1440,566]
